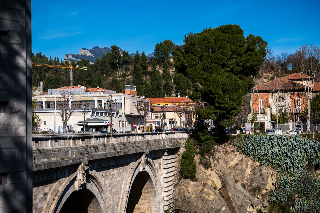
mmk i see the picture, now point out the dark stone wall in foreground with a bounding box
[0,0,32,212]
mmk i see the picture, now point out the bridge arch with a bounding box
[120,154,162,213]
[47,169,107,213]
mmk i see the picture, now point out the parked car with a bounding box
[289,130,298,135]
[266,129,275,135]
[225,127,233,135]
[180,128,190,133]
[155,129,164,132]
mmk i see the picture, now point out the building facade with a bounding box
[250,73,319,132]
[33,85,149,133]
[147,97,195,130]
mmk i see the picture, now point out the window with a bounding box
[44,121,46,125]
[119,121,126,127]
[169,120,175,125]
[45,101,53,109]
[296,98,301,108]
[97,100,102,108]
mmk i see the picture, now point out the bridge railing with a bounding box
[32,132,189,150]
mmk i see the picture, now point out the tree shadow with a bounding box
[0,1,32,212]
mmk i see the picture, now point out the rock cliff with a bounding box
[174,145,277,213]
[64,46,114,64]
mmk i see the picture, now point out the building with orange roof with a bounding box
[250,73,319,132]
[147,97,195,130]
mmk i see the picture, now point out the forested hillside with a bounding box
[32,41,190,98]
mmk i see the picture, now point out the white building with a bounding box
[32,85,149,133]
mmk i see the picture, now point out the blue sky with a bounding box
[32,0,320,61]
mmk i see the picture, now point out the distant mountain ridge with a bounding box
[64,46,119,64]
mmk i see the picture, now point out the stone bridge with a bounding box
[32,132,188,213]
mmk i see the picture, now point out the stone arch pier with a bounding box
[32,133,187,212]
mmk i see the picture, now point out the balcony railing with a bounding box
[292,108,301,114]
[253,108,266,114]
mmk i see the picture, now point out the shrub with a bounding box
[180,138,196,179]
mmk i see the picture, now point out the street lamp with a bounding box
[108,94,113,136]
[81,104,87,133]
[161,105,166,130]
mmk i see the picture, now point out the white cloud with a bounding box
[275,37,304,43]
[68,11,79,17]
[39,27,82,40]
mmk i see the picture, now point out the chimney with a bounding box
[40,82,43,94]
[125,85,137,96]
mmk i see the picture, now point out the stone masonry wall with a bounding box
[33,136,185,213]
[0,1,32,213]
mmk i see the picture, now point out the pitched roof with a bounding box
[253,77,305,92]
[86,88,104,92]
[148,97,194,104]
[58,86,81,89]
[151,105,188,112]
[285,73,313,80]
[313,82,320,92]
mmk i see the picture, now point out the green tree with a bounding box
[109,74,122,92]
[101,53,112,76]
[180,138,196,179]
[110,45,121,71]
[174,72,191,97]
[140,52,148,75]
[148,59,163,97]
[180,25,267,133]
[311,92,320,124]
[120,50,132,67]
[162,60,173,96]
[154,39,175,64]
[132,52,144,95]
[133,51,141,65]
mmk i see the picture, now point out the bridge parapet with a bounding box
[33,132,187,150]
[32,132,188,171]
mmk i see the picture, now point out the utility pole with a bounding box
[307,72,314,132]
[82,103,88,133]
[83,106,86,132]
[122,95,125,134]
[54,96,56,133]
[109,94,113,136]
[258,93,260,132]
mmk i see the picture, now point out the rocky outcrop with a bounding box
[64,46,113,64]
[174,145,277,213]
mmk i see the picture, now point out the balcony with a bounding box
[292,108,301,114]
[253,108,266,114]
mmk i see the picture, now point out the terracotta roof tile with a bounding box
[86,88,104,92]
[57,86,81,89]
[148,97,194,104]
[253,77,305,91]
[313,82,320,92]
[285,73,313,80]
